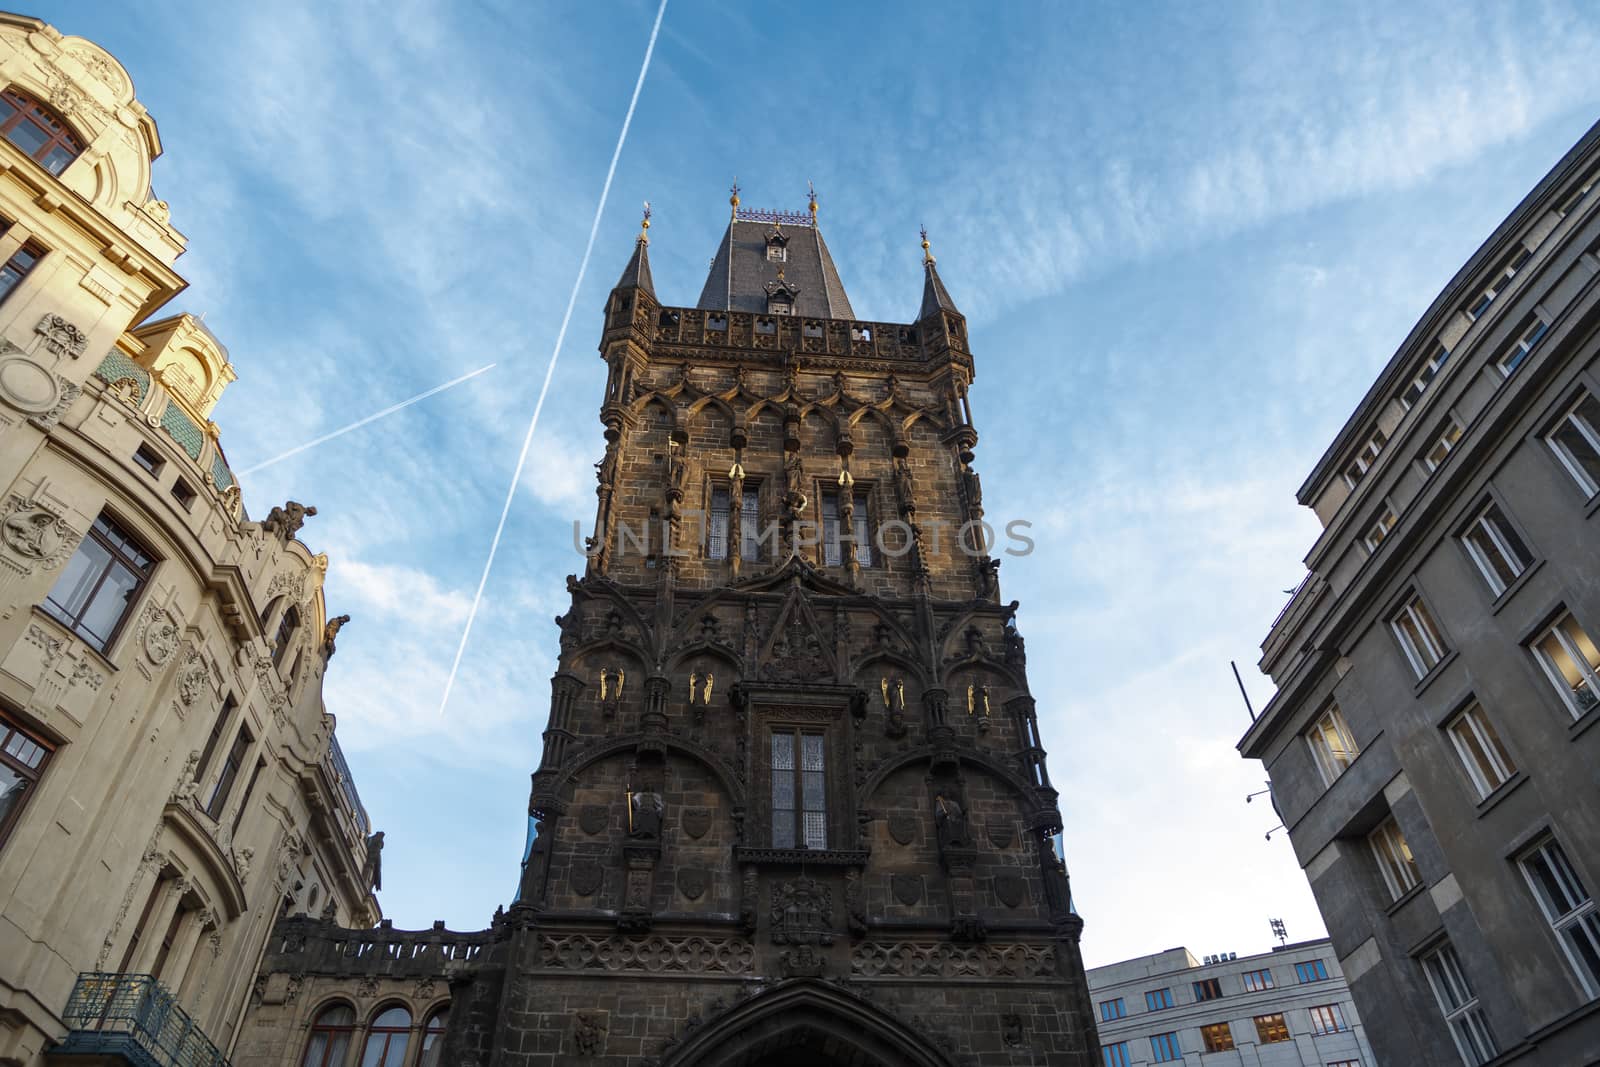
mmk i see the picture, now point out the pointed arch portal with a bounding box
[661,980,954,1067]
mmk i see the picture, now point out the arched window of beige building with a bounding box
[359,1005,411,1067]
[418,1009,448,1067]
[301,1003,356,1067]
[162,349,211,411]
[273,605,300,668]
[0,87,83,175]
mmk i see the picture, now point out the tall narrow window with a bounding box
[231,757,267,835]
[1401,346,1452,408]
[0,88,82,174]
[1445,703,1517,799]
[1342,428,1388,489]
[0,239,42,303]
[770,730,826,849]
[418,1009,449,1067]
[42,513,155,653]
[821,493,842,566]
[1369,816,1420,900]
[1306,703,1360,786]
[1461,503,1531,596]
[194,696,236,789]
[1531,612,1600,719]
[1422,418,1464,473]
[273,606,300,668]
[740,487,762,561]
[1520,837,1600,998]
[1100,1043,1130,1067]
[1467,246,1532,320]
[707,487,730,560]
[1498,317,1550,377]
[1149,1033,1181,1062]
[300,1004,356,1067]
[852,493,873,566]
[204,727,251,820]
[358,1005,412,1067]
[1392,595,1448,678]
[1421,942,1498,1065]
[1364,505,1397,552]
[1308,1003,1348,1035]
[0,709,51,852]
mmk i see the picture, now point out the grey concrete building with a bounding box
[1087,940,1375,1066]
[1240,119,1600,1065]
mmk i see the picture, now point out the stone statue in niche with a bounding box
[975,557,1001,600]
[260,501,316,542]
[960,464,983,511]
[667,443,688,495]
[893,458,917,515]
[628,787,664,840]
[599,666,625,716]
[934,792,971,852]
[782,451,808,519]
[881,675,908,738]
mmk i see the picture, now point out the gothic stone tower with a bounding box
[441,192,1099,1066]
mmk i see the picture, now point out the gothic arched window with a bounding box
[418,1009,448,1067]
[299,1004,356,1067]
[359,1005,411,1067]
[0,88,83,175]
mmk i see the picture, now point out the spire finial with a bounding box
[639,201,651,244]
[730,176,741,218]
[920,225,935,264]
[807,179,818,220]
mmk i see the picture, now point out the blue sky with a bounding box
[45,1,1600,966]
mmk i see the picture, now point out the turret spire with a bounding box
[918,226,960,320]
[613,201,655,297]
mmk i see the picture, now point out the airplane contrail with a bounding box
[437,0,669,716]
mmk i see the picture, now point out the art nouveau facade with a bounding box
[0,14,377,1066]
[1242,119,1600,1065]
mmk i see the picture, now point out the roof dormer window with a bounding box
[0,88,82,176]
[765,227,789,262]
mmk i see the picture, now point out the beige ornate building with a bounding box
[0,12,378,1066]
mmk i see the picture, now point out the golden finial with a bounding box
[808,179,818,219]
[730,176,741,218]
[639,201,651,244]
[920,224,935,264]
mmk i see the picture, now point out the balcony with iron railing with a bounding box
[52,972,228,1067]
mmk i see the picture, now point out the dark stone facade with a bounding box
[435,210,1100,1066]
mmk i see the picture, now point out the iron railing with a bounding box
[55,972,229,1067]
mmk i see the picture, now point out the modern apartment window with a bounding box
[1519,837,1600,998]
[739,486,762,561]
[1531,612,1600,719]
[1342,428,1388,489]
[1145,988,1173,1011]
[1445,703,1517,799]
[1193,977,1222,1001]
[1296,959,1330,983]
[359,1005,412,1067]
[1100,1043,1131,1067]
[1098,998,1126,1022]
[300,1005,356,1067]
[1422,942,1498,1065]
[1401,345,1452,408]
[1498,316,1550,377]
[0,88,82,174]
[1364,505,1397,553]
[1200,1022,1234,1052]
[1559,169,1599,216]
[0,238,42,303]
[1253,1013,1291,1043]
[0,709,51,852]
[1307,703,1360,786]
[1467,246,1532,320]
[1149,1032,1181,1063]
[1461,503,1531,596]
[42,512,155,653]
[1328,1062,1362,1067]
[204,726,251,821]
[1546,394,1600,497]
[1422,418,1463,473]
[1392,594,1448,678]
[1241,968,1274,992]
[770,729,826,849]
[132,443,164,476]
[1370,816,1421,901]
[1308,1003,1348,1035]
[707,487,730,560]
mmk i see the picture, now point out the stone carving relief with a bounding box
[136,603,181,666]
[986,821,1014,850]
[994,873,1026,909]
[355,975,379,1000]
[35,314,89,359]
[170,750,201,805]
[535,933,753,974]
[851,941,1058,979]
[676,868,708,901]
[891,874,923,907]
[886,813,917,846]
[572,1012,606,1057]
[578,805,609,835]
[1,494,80,572]
[570,862,602,897]
[177,649,211,707]
[680,807,711,840]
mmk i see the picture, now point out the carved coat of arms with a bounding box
[770,877,834,946]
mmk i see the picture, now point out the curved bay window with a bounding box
[418,1009,448,1067]
[0,88,83,175]
[359,1005,411,1067]
[300,1004,356,1067]
[0,709,51,853]
[42,513,155,654]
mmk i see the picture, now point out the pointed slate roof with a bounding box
[697,210,854,320]
[918,256,959,321]
[614,234,655,297]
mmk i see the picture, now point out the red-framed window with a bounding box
[359,1005,412,1067]
[0,87,83,175]
[0,708,52,852]
[299,1004,356,1067]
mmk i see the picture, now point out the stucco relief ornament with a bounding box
[2,497,77,568]
[34,314,89,359]
[178,651,209,707]
[144,199,171,224]
[170,750,202,805]
[138,605,181,666]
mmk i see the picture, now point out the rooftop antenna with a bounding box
[1270,918,1288,946]
[1231,660,1256,722]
